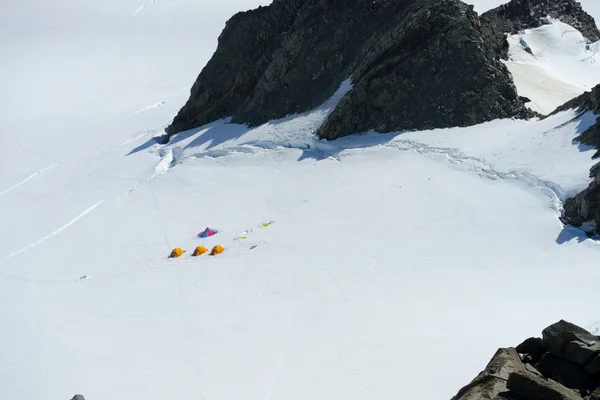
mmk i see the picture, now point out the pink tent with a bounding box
[198,227,219,238]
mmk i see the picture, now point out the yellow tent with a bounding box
[210,245,225,256]
[169,248,185,258]
[192,246,208,257]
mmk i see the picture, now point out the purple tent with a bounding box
[198,227,219,238]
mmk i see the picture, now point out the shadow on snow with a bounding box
[556,225,591,244]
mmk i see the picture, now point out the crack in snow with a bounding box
[385,139,566,214]
[165,136,568,215]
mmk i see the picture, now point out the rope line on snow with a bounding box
[149,181,171,249]
[150,177,207,398]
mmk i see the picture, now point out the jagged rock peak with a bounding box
[166,0,308,135]
[167,0,528,140]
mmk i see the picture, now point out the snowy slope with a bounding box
[3,85,600,400]
[1,1,600,400]
[504,19,600,114]
[3,115,600,400]
[0,0,270,204]
[470,0,600,115]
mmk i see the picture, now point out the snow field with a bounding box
[1,0,600,399]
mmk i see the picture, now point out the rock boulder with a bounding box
[451,347,525,400]
[452,320,600,400]
[507,369,584,400]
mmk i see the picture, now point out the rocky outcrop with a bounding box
[571,86,600,158]
[167,0,528,140]
[451,347,529,399]
[70,395,85,400]
[166,0,307,135]
[559,84,600,235]
[563,164,600,232]
[480,0,600,60]
[452,320,600,400]
[317,0,529,139]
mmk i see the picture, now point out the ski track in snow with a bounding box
[132,0,156,16]
[116,99,142,109]
[120,131,151,146]
[1,200,104,262]
[0,161,65,197]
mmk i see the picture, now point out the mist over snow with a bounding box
[1,1,600,400]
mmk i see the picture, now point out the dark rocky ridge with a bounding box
[317,0,528,139]
[167,0,307,134]
[167,0,598,141]
[480,0,600,60]
[452,320,600,400]
[555,84,600,157]
[167,0,529,139]
[556,84,600,235]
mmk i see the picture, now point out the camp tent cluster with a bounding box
[168,223,272,258]
[168,227,225,258]
[169,244,224,259]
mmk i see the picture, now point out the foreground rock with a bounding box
[167,0,527,139]
[558,84,600,235]
[451,347,527,399]
[452,320,600,400]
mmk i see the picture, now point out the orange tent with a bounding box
[210,245,224,256]
[192,246,208,257]
[169,248,185,258]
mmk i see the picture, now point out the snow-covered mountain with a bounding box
[504,19,600,114]
[1,1,600,399]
